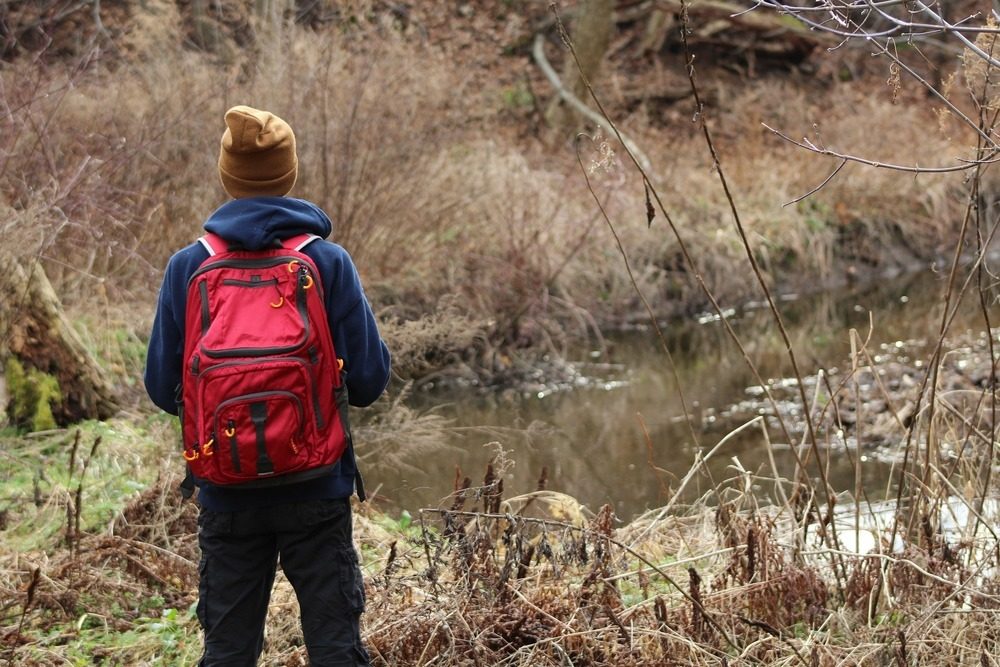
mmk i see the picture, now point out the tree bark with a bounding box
[545,0,614,131]
[637,8,675,57]
[0,256,118,426]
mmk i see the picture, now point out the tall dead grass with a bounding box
[7,347,998,666]
[0,5,976,390]
[613,80,968,315]
[2,5,997,665]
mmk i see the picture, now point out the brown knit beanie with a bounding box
[218,105,298,198]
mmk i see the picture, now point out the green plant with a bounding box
[4,358,61,432]
[501,84,535,109]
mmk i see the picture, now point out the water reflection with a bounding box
[379,269,997,520]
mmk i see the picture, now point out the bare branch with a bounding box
[781,158,848,207]
[532,33,654,173]
[763,123,1000,173]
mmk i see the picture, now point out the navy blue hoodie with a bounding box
[144,197,391,511]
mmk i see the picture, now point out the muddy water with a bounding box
[377,268,998,520]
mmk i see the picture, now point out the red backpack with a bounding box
[179,232,350,487]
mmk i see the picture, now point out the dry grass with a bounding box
[613,80,968,312]
[4,338,998,665]
[1,6,998,665]
[0,4,980,388]
[1,325,996,667]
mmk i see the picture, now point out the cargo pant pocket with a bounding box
[338,547,366,614]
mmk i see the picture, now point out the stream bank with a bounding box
[372,266,999,521]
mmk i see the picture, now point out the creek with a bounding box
[376,266,998,521]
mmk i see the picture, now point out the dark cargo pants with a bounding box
[196,498,369,666]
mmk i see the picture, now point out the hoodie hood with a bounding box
[203,197,333,250]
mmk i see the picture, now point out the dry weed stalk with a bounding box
[533,1,1000,663]
[349,426,1000,664]
[3,567,39,667]
[3,3,1000,664]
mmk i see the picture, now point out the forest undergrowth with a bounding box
[2,328,999,666]
[2,1,1000,665]
[0,0,978,390]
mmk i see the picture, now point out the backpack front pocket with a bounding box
[213,391,308,482]
[195,359,317,484]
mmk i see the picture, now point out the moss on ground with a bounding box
[4,357,61,432]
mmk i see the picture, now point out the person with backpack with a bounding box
[144,105,390,666]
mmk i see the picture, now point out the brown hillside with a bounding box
[0,0,908,107]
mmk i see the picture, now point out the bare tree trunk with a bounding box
[545,0,614,131]
[190,0,216,51]
[637,8,675,57]
[0,256,117,427]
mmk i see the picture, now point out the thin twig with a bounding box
[781,158,848,207]
[533,33,653,173]
[550,3,819,514]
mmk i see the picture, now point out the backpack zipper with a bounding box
[196,356,325,430]
[221,277,280,288]
[188,257,314,285]
[226,419,240,473]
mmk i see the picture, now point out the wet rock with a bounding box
[968,366,999,387]
[867,399,888,414]
[869,410,901,443]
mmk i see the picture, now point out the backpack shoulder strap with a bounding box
[281,234,322,252]
[199,232,320,256]
[198,233,228,256]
